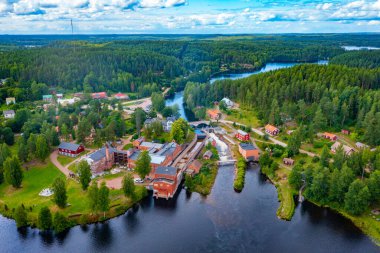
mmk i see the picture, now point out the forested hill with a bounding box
[0,38,343,102]
[184,64,380,145]
[330,50,380,69]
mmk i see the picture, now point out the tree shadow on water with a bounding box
[91,223,113,248]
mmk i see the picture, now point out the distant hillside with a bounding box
[331,50,380,69]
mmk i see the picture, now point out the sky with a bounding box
[0,0,379,34]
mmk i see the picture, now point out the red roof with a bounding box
[91,92,107,99]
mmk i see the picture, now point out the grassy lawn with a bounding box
[0,161,147,226]
[224,108,261,128]
[57,151,90,166]
[275,167,296,220]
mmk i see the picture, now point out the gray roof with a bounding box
[237,129,248,135]
[155,142,178,156]
[239,143,256,150]
[154,178,174,184]
[88,147,107,162]
[155,166,177,176]
[58,142,81,151]
[203,150,213,157]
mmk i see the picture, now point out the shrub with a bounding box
[233,158,246,191]
[53,212,70,234]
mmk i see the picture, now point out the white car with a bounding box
[134,178,144,183]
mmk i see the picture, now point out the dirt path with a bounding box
[50,150,73,177]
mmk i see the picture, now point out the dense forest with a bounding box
[0,35,356,103]
[184,64,380,145]
[330,50,380,69]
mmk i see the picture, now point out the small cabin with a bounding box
[235,130,250,141]
[323,132,338,141]
[341,129,350,135]
[203,150,213,160]
[283,158,295,166]
[265,124,279,136]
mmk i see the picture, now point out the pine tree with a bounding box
[320,145,330,168]
[313,107,327,131]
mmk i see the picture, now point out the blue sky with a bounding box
[0,0,379,34]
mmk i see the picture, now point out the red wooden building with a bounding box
[323,132,338,141]
[58,142,84,157]
[235,130,250,141]
[265,124,280,136]
[152,166,179,199]
[91,92,107,99]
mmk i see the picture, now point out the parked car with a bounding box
[134,178,144,183]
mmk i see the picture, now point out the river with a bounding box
[165,61,328,120]
[1,60,378,252]
[0,164,377,252]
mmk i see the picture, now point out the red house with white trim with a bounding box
[235,130,250,141]
[58,142,85,157]
[91,92,107,99]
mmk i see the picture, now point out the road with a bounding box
[50,150,77,177]
[191,119,318,158]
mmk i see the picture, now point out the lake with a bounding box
[0,165,378,252]
[166,61,329,120]
[342,46,380,51]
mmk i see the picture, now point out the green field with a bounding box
[225,108,261,128]
[0,162,147,226]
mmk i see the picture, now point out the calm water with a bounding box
[165,91,188,120]
[342,46,380,51]
[0,165,378,252]
[167,61,328,120]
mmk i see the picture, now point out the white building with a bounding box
[221,97,234,108]
[3,110,15,119]
[6,97,15,105]
[57,97,79,106]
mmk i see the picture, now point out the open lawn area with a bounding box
[0,161,147,226]
[224,108,261,128]
[275,167,296,220]
[57,151,90,166]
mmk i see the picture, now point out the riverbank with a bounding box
[260,166,296,220]
[185,145,220,196]
[0,161,148,231]
[307,199,380,246]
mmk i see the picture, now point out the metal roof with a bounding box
[239,143,256,150]
[58,142,81,151]
[237,129,248,135]
[155,166,177,176]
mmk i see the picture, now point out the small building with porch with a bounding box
[58,142,85,157]
[265,124,279,136]
[283,158,295,166]
[3,110,15,119]
[6,97,15,105]
[235,130,250,141]
[323,132,338,141]
[203,150,213,160]
[207,109,221,120]
[187,160,202,175]
[331,142,354,156]
[91,92,107,99]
